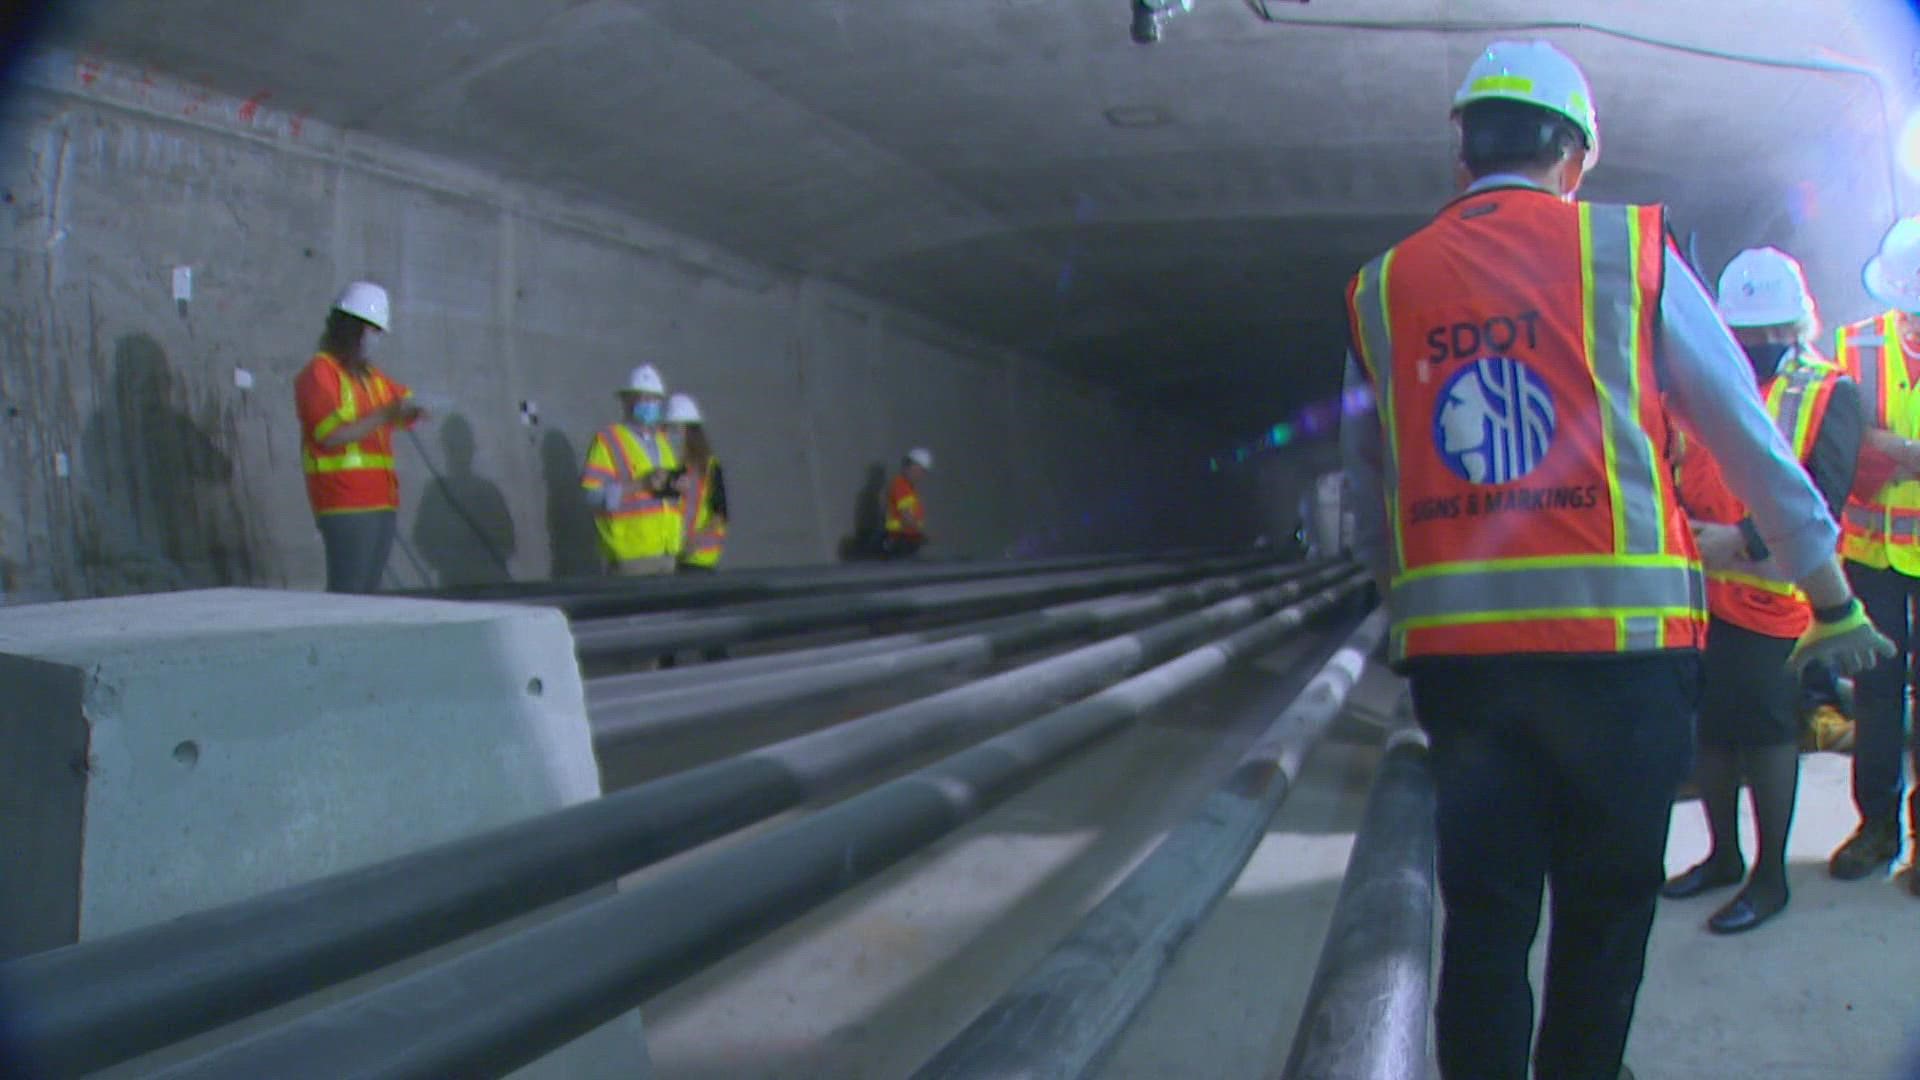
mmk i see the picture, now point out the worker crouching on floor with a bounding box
[1662,247,1863,934]
[883,448,933,558]
[1340,40,1892,1080]
[1828,214,1920,892]
[581,364,683,576]
[295,281,426,593]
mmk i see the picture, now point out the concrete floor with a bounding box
[1635,751,1920,1080]
[628,649,1920,1080]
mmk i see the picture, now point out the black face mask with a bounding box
[1742,341,1792,381]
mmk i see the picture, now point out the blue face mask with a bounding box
[632,400,663,425]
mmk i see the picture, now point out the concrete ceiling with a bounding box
[35,0,1920,434]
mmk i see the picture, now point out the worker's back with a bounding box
[1350,185,1702,661]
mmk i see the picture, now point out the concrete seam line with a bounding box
[588,564,1309,741]
[0,562,1350,1077]
[135,575,1364,1080]
[910,607,1392,1080]
[1276,736,1438,1080]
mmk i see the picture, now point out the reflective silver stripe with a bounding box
[1842,504,1920,542]
[1353,251,1401,568]
[1392,562,1702,624]
[1353,253,1394,387]
[1846,323,1885,422]
[1582,204,1663,556]
[1621,615,1663,651]
[1768,369,1811,449]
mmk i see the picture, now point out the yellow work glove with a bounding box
[1788,600,1896,677]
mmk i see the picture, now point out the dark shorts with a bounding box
[1698,616,1799,748]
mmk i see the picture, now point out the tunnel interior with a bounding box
[4,1,1915,597]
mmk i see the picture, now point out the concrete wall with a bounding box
[0,51,1251,601]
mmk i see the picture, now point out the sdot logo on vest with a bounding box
[1432,357,1556,484]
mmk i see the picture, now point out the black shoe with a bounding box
[1707,885,1788,934]
[1662,858,1745,899]
[1829,818,1901,880]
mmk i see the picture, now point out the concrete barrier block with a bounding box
[0,587,649,1076]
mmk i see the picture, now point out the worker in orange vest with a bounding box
[1662,248,1861,935]
[882,448,932,558]
[1340,41,1890,1080]
[580,365,682,576]
[294,282,425,593]
[1826,215,1920,889]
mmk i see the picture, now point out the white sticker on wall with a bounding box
[172,265,192,302]
[233,367,254,390]
[54,451,69,478]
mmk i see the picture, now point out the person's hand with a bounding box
[1690,522,1746,570]
[1789,600,1896,677]
[380,399,422,424]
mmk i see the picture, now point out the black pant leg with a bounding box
[1410,664,1554,1080]
[1532,653,1700,1079]
[1847,562,1914,823]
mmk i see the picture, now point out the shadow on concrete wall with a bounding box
[543,429,601,579]
[838,462,888,561]
[76,333,255,594]
[410,414,516,588]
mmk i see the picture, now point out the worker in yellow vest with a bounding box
[664,393,727,572]
[1828,215,1920,891]
[580,364,682,576]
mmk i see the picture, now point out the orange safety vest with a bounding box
[678,456,727,568]
[580,424,682,561]
[1347,187,1705,663]
[885,474,924,538]
[1833,311,1920,573]
[296,352,409,515]
[1676,352,1842,638]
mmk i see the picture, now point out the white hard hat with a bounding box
[623,364,667,396]
[908,447,934,470]
[1717,247,1817,329]
[664,393,702,424]
[1865,216,1920,314]
[333,281,391,331]
[1452,40,1599,170]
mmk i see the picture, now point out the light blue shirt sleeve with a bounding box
[1339,352,1392,580]
[1656,246,1840,581]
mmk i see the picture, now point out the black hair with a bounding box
[318,309,374,362]
[1458,98,1587,179]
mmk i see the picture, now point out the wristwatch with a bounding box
[1812,598,1859,625]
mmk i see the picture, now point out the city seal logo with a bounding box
[1432,357,1556,484]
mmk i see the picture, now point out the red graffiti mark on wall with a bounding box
[77,56,102,86]
[238,91,272,124]
[290,110,308,139]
